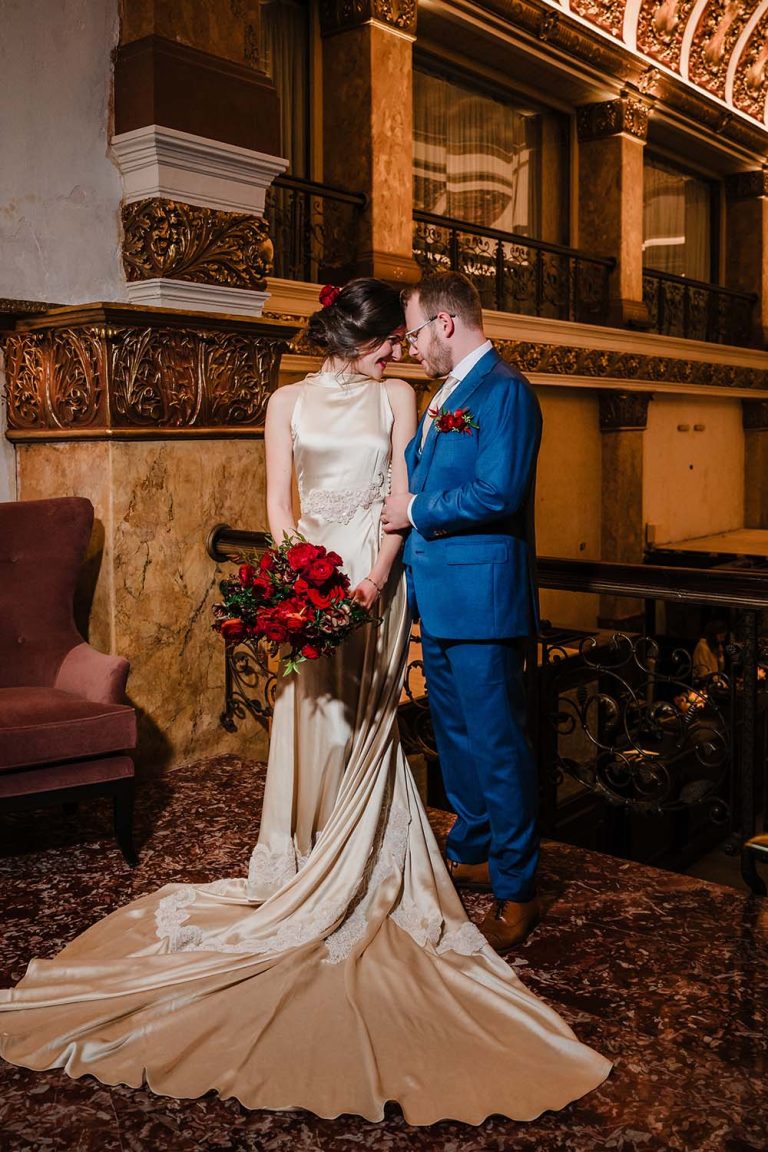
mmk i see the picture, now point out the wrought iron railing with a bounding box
[642,268,756,346]
[537,557,768,885]
[265,175,367,284]
[413,210,615,325]
[206,527,768,888]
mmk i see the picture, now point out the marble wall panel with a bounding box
[16,439,270,771]
[119,0,260,66]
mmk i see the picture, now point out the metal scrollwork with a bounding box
[545,632,733,817]
[220,639,277,733]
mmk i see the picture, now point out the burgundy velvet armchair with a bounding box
[0,497,138,863]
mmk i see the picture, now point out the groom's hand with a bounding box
[382,493,413,533]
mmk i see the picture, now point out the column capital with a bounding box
[599,390,651,432]
[577,98,649,143]
[725,171,768,201]
[742,398,768,431]
[318,0,417,38]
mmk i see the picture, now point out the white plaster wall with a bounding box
[0,0,125,304]
[643,396,744,545]
[536,388,602,630]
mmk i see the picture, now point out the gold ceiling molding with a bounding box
[494,338,768,393]
[318,0,417,36]
[122,199,273,290]
[2,306,297,441]
[539,0,768,131]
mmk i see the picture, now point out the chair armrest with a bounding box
[54,642,130,705]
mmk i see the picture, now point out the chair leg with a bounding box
[113,779,138,866]
[741,846,768,897]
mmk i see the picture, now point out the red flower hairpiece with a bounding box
[319,284,341,308]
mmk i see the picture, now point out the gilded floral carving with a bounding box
[688,2,751,97]
[2,309,293,438]
[570,0,624,39]
[731,14,768,121]
[577,98,649,141]
[636,0,698,71]
[122,199,273,289]
[318,0,417,36]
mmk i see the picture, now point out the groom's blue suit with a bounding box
[403,346,542,902]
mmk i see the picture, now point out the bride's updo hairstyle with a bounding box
[304,278,404,361]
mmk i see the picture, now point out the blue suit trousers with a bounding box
[420,627,539,902]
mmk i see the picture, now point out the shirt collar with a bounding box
[449,340,493,384]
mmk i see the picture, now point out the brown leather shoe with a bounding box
[445,858,492,891]
[479,897,540,952]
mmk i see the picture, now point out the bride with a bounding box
[0,279,610,1125]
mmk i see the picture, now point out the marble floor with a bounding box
[1,756,767,1152]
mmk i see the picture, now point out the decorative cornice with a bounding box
[122,199,272,289]
[742,399,768,431]
[494,339,768,393]
[2,306,298,440]
[598,390,651,431]
[725,171,768,202]
[111,125,288,215]
[577,98,649,142]
[318,0,417,38]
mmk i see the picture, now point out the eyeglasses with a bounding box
[404,314,456,348]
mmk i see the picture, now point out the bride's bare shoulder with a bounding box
[383,376,417,413]
[267,382,303,415]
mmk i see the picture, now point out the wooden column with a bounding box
[743,399,768,528]
[725,172,768,347]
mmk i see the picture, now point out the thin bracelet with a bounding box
[363,575,384,592]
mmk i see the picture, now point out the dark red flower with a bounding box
[259,552,274,572]
[220,618,246,642]
[307,587,333,609]
[239,564,256,587]
[301,644,321,660]
[287,542,323,571]
[251,574,272,598]
[293,577,310,595]
[307,557,336,584]
[326,551,343,567]
[319,284,341,308]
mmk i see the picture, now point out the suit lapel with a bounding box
[411,348,500,493]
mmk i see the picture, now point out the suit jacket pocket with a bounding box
[445,540,509,564]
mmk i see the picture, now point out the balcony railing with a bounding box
[413,210,615,325]
[264,175,366,284]
[642,268,757,346]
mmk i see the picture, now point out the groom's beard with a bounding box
[420,332,453,379]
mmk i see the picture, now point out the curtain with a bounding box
[414,69,541,237]
[643,161,711,281]
[260,0,309,177]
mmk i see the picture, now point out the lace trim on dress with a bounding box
[435,921,487,956]
[323,804,410,965]
[300,472,386,525]
[246,842,299,900]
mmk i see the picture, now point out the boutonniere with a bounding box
[428,406,479,435]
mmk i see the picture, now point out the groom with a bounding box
[381,271,542,952]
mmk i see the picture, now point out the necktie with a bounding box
[421,375,459,448]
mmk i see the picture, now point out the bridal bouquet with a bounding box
[212,535,377,675]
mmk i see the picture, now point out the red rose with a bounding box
[307,557,336,584]
[326,551,343,567]
[220,618,246,642]
[307,587,333,609]
[275,599,309,633]
[319,284,341,308]
[329,584,347,602]
[259,552,274,572]
[293,577,310,595]
[301,644,321,660]
[287,542,322,571]
[239,564,256,587]
[252,574,272,598]
[255,611,288,644]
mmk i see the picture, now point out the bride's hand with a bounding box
[351,576,382,610]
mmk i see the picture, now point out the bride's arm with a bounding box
[265,385,299,543]
[353,378,417,608]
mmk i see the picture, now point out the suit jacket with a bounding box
[402,347,541,640]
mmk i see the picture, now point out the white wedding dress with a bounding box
[0,371,610,1124]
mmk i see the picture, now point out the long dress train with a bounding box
[0,371,611,1125]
